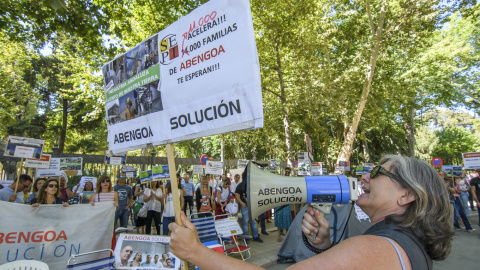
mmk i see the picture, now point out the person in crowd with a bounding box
[117,245,133,267]
[142,254,154,267]
[215,178,231,217]
[456,175,470,217]
[153,254,161,267]
[130,252,142,267]
[31,179,69,207]
[225,193,239,219]
[58,176,73,201]
[182,172,195,216]
[446,176,473,232]
[90,175,119,208]
[162,181,184,235]
[470,169,480,227]
[230,174,242,196]
[79,181,95,203]
[195,176,213,217]
[467,172,475,211]
[274,167,294,241]
[144,180,163,235]
[0,174,32,203]
[165,258,174,268]
[160,253,168,267]
[234,169,263,243]
[114,174,133,228]
[169,155,454,270]
[134,179,147,234]
[26,177,46,204]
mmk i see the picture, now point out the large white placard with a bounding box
[463,152,480,169]
[103,0,263,154]
[205,161,223,175]
[25,154,51,169]
[0,201,114,270]
[4,136,44,159]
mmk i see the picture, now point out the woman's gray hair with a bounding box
[379,155,454,260]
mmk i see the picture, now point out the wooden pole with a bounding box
[166,143,188,270]
[166,144,182,226]
[14,158,23,193]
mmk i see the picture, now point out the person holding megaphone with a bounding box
[169,155,453,270]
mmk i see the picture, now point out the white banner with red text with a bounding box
[0,201,115,270]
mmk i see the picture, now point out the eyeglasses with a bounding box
[101,180,111,183]
[48,184,58,188]
[370,166,401,182]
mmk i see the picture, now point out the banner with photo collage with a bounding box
[104,0,263,154]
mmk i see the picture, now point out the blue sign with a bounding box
[201,154,210,165]
[431,158,443,167]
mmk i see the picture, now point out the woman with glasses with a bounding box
[168,155,454,270]
[31,179,69,207]
[195,176,213,217]
[90,175,119,209]
[26,177,47,204]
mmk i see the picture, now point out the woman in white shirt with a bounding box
[143,181,164,235]
[162,181,184,235]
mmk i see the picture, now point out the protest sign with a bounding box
[78,176,97,191]
[462,152,480,169]
[311,162,323,176]
[103,0,263,154]
[0,201,114,269]
[4,136,44,159]
[140,170,153,183]
[214,216,243,237]
[58,157,83,176]
[229,168,244,177]
[152,165,170,180]
[192,165,204,175]
[36,170,68,181]
[298,152,311,176]
[81,191,95,204]
[25,154,51,169]
[442,165,463,177]
[237,159,247,169]
[115,234,181,269]
[335,161,351,172]
[205,161,223,175]
[105,151,127,165]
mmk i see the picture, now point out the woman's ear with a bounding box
[398,190,416,206]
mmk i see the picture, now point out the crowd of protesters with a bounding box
[2,167,478,241]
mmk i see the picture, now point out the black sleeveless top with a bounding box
[362,220,432,270]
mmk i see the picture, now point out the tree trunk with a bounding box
[274,42,294,167]
[59,98,68,153]
[337,1,387,162]
[362,138,370,162]
[406,102,416,157]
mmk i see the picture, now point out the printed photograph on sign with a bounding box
[59,157,83,176]
[115,234,180,269]
[4,135,44,159]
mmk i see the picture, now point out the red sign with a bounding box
[200,154,210,165]
[431,157,443,167]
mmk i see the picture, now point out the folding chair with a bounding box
[66,249,114,270]
[214,214,251,261]
[190,213,218,244]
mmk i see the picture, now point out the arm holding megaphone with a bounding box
[301,205,333,249]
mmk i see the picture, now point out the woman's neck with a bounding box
[46,194,55,203]
[101,187,109,193]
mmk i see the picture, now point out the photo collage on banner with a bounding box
[103,0,263,154]
[115,234,180,269]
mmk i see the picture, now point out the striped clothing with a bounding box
[94,191,115,202]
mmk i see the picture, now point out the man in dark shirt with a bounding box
[235,168,263,243]
[469,169,480,226]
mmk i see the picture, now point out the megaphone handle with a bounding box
[306,203,332,241]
